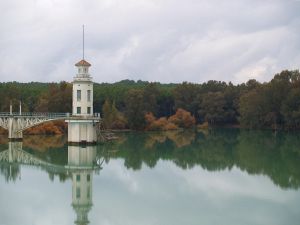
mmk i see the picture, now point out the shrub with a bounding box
[168,108,196,128]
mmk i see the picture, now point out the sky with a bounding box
[0,0,300,84]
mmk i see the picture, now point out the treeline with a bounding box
[1,70,300,130]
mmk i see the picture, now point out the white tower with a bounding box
[65,26,100,144]
[73,60,93,116]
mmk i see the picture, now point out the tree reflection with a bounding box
[1,130,300,190]
[100,129,300,189]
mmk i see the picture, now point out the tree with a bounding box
[168,108,196,128]
[143,83,160,116]
[125,89,146,130]
[223,85,240,124]
[34,82,72,113]
[281,88,300,129]
[102,99,127,129]
[239,88,268,128]
[173,82,200,116]
[145,112,178,131]
[199,92,226,124]
[102,99,113,128]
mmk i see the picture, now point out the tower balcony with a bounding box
[68,113,101,120]
[74,74,93,82]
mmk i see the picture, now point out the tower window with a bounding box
[87,90,91,102]
[77,107,81,114]
[87,174,90,182]
[76,174,80,181]
[77,90,81,101]
[87,107,91,114]
[76,187,81,199]
[87,187,90,198]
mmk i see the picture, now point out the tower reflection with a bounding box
[68,145,99,225]
[0,142,102,225]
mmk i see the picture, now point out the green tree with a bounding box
[173,82,200,117]
[199,92,226,124]
[239,88,268,128]
[125,89,146,130]
[143,83,160,115]
[281,88,300,129]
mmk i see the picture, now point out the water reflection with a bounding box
[68,145,98,225]
[0,142,23,182]
[0,142,101,225]
[101,130,300,189]
[1,130,300,225]
[1,129,300,191]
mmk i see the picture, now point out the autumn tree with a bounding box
[102,99,127,129]
[35,82,72,112]
[145,112,178,131]
[168,108,196,128]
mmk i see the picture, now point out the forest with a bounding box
[0,69,300,132]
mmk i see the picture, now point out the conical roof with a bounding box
[75,59,91,67]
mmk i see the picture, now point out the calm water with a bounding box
[1,129,300,225]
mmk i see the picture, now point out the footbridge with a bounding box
[0,112,71,140]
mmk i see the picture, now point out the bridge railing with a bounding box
[0,112,101,119]
[0,112,69,117]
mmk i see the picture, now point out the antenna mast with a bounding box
[82,25,85,60]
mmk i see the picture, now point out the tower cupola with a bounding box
[75,60,91,78]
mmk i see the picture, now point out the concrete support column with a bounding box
[8,117,23,140]
[66,120,98,144]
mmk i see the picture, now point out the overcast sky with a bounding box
[0,0,300,84]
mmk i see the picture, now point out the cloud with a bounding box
[0,0,299,83]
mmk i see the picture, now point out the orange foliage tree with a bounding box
[145,109,195,131]
[145,112,179,131]
[168,108,196,128]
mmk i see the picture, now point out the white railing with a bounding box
[73,75,93,81]
[0,112,101,119]
[0,112,69,117]
[65,113,101,119]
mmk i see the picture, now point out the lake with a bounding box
[0,129,300,225]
